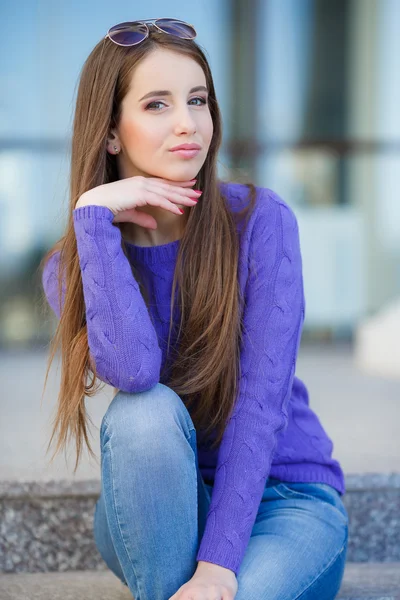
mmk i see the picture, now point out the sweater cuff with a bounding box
[196,532,243,576]
[73,204,115,222]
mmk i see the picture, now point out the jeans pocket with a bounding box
[276,482,349,526]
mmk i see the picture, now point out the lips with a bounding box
[170,143,201,152]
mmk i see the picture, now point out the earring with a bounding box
[113,145,120,154]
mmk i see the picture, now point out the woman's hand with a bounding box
[168,560,238,600]
[76,175,201,230]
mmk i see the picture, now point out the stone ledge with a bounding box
[345,473,400,490]
[0,564,399,600]
[1,474,400,572]
[0,479,101,500]
[1,473,399,499]
[337,562,400,599]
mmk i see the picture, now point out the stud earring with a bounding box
[113,145,120,154]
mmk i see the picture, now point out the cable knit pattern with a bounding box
[44,205,162,391]
[42,183,345,576]
[196,190,312,573]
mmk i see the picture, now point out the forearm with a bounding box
[73,204,161,390]
[42,204,162,391]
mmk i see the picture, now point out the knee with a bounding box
[100,382,188,442]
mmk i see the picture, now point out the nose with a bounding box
[173,103,197,135]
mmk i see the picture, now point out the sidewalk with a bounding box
[1,342,399,482]
[1,563,400,599]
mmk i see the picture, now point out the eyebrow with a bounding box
[139,86,208,102]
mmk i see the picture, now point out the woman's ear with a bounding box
[106,129,121,155]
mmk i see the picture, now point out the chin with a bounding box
[159,171,199,182]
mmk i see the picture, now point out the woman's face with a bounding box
[109,48,214,182]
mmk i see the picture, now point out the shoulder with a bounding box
[220,181,300,238]
[42,249,66,301]
[42,250,62,283]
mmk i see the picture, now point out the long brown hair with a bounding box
[39,26,257,473]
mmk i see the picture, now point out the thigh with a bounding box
[235,479,349,600]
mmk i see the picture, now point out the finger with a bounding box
[143,190,188,215]
[146,184,200,206]
[129,208,159,228]
[113,208,158,229]
[147,180,201,199]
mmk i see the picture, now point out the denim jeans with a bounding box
[93,383,349,600]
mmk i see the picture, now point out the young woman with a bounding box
[41,18,349,600]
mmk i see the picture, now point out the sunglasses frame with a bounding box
[104,18,197,47]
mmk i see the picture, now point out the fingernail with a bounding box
[194,190,202,195]
[179,208,185,214]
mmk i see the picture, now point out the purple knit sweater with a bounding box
[42,182,345,575]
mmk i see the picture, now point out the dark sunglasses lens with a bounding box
[155,19,196,38]
[108,22,147,46]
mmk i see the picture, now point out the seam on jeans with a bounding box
[292,531,348,600]
[277,483,323,502]
[104,425,143,598]
[93,505,127,586]
[101,414,111,437]
[186,426,196,445]
[274,483,349,525]
[273,485,308,501]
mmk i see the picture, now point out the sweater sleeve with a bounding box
[41,204,162,392]
[196,193,305,575]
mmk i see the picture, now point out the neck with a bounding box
[120,206,190,247]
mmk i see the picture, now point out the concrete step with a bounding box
[0,563,399,599]
[2,474,400,574]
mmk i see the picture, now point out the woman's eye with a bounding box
[145,97,208,111]
[192,97,207,106]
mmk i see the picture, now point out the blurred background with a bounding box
[0,0,399,485]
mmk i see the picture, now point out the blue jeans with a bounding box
[93,383,349,600]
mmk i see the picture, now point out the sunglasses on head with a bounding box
[104,18,197,47]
